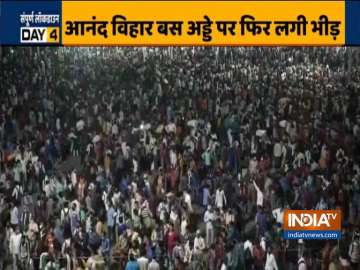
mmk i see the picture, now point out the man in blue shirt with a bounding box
[202,184,211,207]
[100,235,110,257]
[125,254,140,270]
[106,202,115,243]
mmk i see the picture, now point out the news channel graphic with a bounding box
[0,1,61,45]
[0,0,360,45]
[283,210,342,240]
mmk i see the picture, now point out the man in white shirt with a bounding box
[249,157,258,175]
[12,184,23,202]
[71,169,77,187]
[298,255,307,270]
[293,152,305,169]
[157,199,169,223]
[9,227,22,270]
[137,253,149,270]
[272,206,284,225]
[148,257,160,270]
[180,216,188,238]
[27,215,39,241]
[244,239,253,256]
[215,186,226,210]
[133,158,138,174]
[273,140,282,168]
[169,149,177,168]
[193,230,205,255]
[10,203,20,228]
[204,206,215,247]
[252,179,264,207]
[183,190,193,213]
[227,129,233,146]
[265,247,278,270]
[202,148,211,168]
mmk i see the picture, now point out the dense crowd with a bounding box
[0,47,360,270]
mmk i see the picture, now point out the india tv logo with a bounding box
[283,210,341,240]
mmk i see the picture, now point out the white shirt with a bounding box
[121,142,129,159]
[215,189,226,209]
[9,232,22,255]
[183,192,192,212]
[273,143,282,158]
[170,150,177,167]
[354,124,360,137]
[12,185,22,200]
[244,240,253,256]
[261,238,266,252]
[112,124,119,136]
[71,171,77,187]
[13,166,21,182]
[272,208,284,225]
[148,259,160,270]
[137,256,149,270]
[181,219,188,237]
[10,206,19,225]
[265,253,278,270]
[281,145,287,160]
[298,257,307,270]
[253,181,264,207]
[305,150,311,165]
[56,118,61,130]
[157,202,168,222]
[204,210,214,224]
[227,129,233,146]
[194,236,205,252]
[249,159,258,174]
[293,152,305,168]
[170,211,178,225]
[133,159,138,173]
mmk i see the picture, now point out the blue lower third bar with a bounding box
[283,230,341,240]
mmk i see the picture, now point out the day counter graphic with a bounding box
[19,12,60,43]
[0,1,62,45]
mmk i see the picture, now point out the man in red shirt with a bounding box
[166,224,178,263]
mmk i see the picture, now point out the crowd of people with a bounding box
[0,47,360,270]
